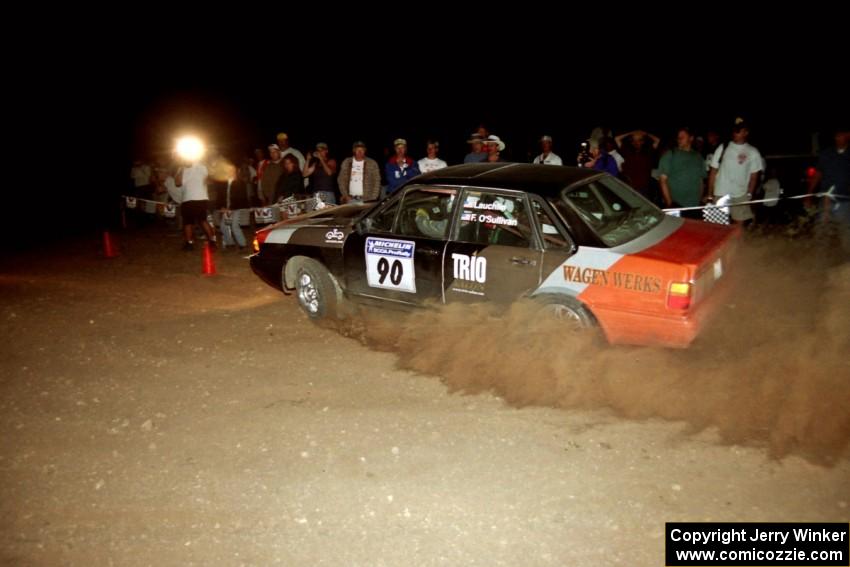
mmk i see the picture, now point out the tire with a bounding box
[533,294,596,329]
[294,258,340,320]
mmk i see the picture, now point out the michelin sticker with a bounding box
[365,237,416,293]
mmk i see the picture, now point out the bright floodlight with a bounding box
[175,136,206,162]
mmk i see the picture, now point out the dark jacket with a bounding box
[213,179,251,210]
[592,153,620,177]
[275,171,304,202]
[385,155,420,193]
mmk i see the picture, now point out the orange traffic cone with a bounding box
[201,242,216,276]
[102,231,119,258]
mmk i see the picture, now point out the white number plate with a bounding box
[365,237,417,293]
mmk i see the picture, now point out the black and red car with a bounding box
[250,163,738,347]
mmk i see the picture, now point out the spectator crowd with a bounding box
[129,120,850,252]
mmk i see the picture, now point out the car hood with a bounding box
[271,203,372,230]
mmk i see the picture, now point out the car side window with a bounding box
[456,190,533,248]
[394,187,457,240]
[531,200,572,250]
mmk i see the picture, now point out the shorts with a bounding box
[728,194,753,222]
[181,200,210,225]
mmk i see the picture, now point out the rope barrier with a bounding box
[662,188,839,223]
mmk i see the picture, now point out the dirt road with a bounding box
[1,228,847,566]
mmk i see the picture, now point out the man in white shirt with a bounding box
[418,140,448,173]
[533,135,563,165]
[709,118,763,223]
[176,160,216,250]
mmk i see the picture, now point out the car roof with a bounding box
[414,163,602,197]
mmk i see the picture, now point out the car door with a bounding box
[343,185,457,306]
[443,188,543,304]
[528,195,578,288]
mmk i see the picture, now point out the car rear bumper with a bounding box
[593,277,730,348]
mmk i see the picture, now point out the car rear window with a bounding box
[555,176,664,247]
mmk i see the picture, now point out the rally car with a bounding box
[250,163,739,347]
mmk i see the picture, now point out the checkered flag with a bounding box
[703,195,731,225]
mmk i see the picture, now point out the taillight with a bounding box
[253,229,270,253]
[667,282,692,310]
[806,166,816,179]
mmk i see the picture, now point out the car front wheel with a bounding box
[294,259,339,320]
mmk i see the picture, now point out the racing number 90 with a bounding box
[377,257,403,286]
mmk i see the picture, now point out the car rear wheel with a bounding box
[534,294,596,329]
[294,259,339,320]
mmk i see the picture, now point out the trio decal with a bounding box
[450,252,487,296]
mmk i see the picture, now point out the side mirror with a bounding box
[355,217,371,235]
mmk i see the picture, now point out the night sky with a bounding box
[9,27,845,250]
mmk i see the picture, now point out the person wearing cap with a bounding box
[418,140,448,173]
[533,136,563,165]
[303,143,338,205]
[464,133,488,163]
[385,138,420,194]
[708,118,763,224]
[338,141,381,203]
[484,135,506,162]
[275,132,306,171]
[257,144,285,205]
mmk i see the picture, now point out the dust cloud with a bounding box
[338,238,850,465]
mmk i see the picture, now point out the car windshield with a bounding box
[555,176,664,247]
